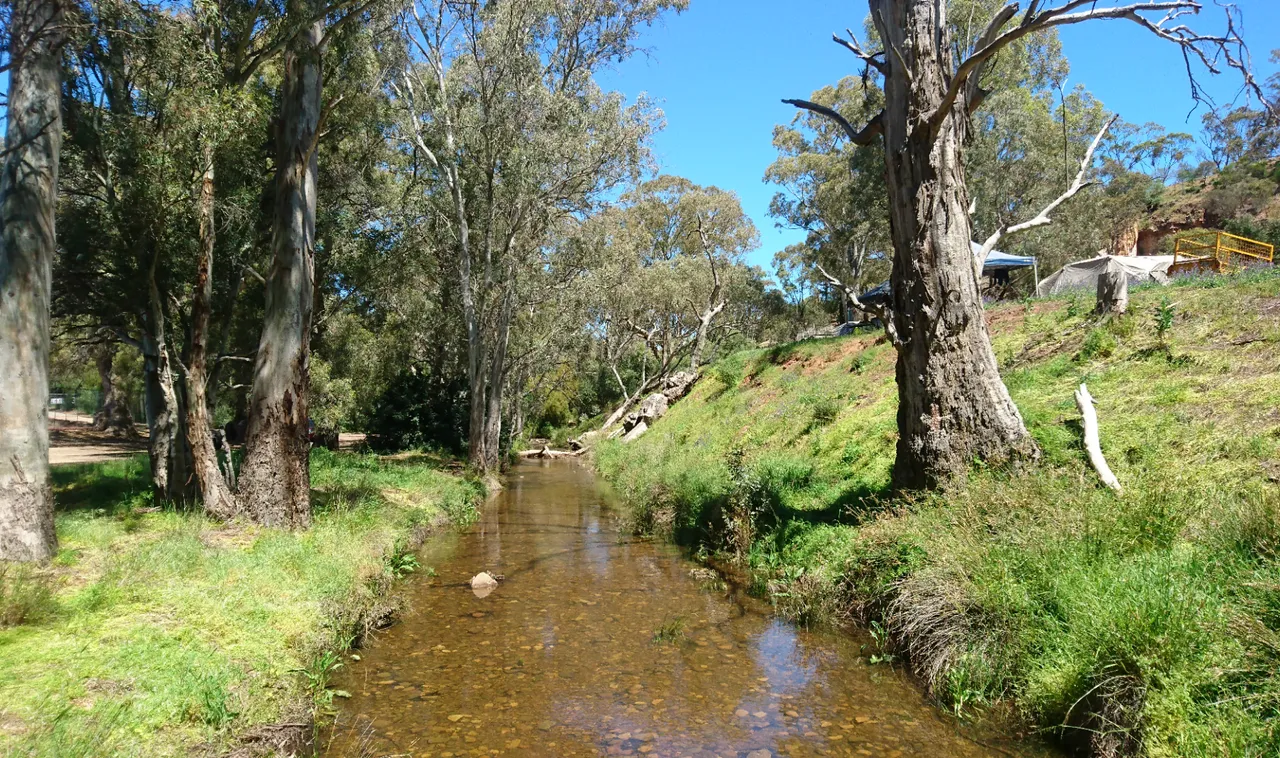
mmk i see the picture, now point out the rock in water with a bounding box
[471,572,498,589]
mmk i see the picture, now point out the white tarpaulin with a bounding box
[1036,254,1175,297]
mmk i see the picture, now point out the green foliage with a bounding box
[807,395,842,427]
[1078,327,1117,360]
[1153,294,1177,346]
[366,367,469,453]
[651,615,687,645]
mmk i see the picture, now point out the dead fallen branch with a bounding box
[1074,383,1122,493]
[517,445,585,459]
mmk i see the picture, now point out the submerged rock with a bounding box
[470,572,499,598]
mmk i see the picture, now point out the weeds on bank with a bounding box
[0,449,481,756]
[597,271,1280,757]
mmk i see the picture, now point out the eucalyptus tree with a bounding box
[56,0,269,504]
[0,0,66,561]
[392,0,681,473]
[786,0,1275,489]
[587,176,759,428]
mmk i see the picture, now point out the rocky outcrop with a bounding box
[604,372,702,443]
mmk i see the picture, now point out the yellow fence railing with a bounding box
[1172,230,1275,276]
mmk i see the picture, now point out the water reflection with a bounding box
[322,460,1049,758]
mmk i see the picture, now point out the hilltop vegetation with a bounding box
[597,271,1280,757]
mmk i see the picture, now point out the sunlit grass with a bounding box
[597,269,1280,756]
[0,449,482,756]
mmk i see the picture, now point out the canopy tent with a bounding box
[859,243,1037,305]
[1035,254,1175,297]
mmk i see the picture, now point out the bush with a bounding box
[366,366,468,452]
[1078,327,1117,361]
[0,563,57,627]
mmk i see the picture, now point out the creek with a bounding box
[322,460,1051,758]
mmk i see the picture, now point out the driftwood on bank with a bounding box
[1074,383,1122,492]
[517,445,587,459]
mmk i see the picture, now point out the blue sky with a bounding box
[596,1,1280,271]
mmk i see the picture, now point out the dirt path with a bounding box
[49,417,148,466]
[48,416,367,467]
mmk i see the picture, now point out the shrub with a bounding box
[1078,327,1117,361]
[808,396,842,427]
[366,366,468,452]
[0,563,57,627]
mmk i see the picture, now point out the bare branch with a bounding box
[814,263,901,347]
[832,28,886,74]
[782,99,885,146]
[934,1,1278,136]
[977,115,1117,260]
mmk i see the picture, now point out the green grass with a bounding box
[596,269,1280,757]
[0,449,482,757]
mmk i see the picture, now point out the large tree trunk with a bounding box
[186,146,236,518]
[872,0,1037,490]
[141,262,192,502]
[481,283,515,471]
[237,15,322,529]
[93,341,137,438]
[0,0,63,562]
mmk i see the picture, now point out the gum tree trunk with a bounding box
[93,341,137,437]
[481,282,514,471]
[0,0,63,562]
[141,261,192,502]
[186,146,236,518]
[871,0,1037,489]
[236,15,321,529]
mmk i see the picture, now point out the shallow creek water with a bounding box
[323,460,1049,758]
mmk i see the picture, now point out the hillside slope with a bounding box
[597,270,1280,758]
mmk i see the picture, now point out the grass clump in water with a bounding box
[0,449,482,756]
[596,269,1280,757]
[651,615,687,645]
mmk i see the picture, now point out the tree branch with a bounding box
[933,1,1278,137]
[832,28,886,74]
[977,115,1117,260]
[814,263,901,346]
[781,99,884,146]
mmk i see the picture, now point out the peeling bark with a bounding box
[187,144,237,519]
[870,0,1038,489]
[142,260,192,502]
[0,0,63,561]
[237,14,322,529]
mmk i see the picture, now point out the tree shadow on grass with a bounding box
[51,459,151,514]
[758,478,894,532]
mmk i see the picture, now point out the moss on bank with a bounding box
[0,449,482,757]
[597,270,1280,757]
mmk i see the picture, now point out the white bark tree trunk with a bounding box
[237,14,322,529]
[0,0,63,562]
[142,261,191,502]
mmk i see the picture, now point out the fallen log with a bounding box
[1074,383,1122,492]
[516,445,585,459]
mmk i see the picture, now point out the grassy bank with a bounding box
[0,449,482,757]
[596,270,1280,757]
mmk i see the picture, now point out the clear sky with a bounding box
[596,1,1280,272]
